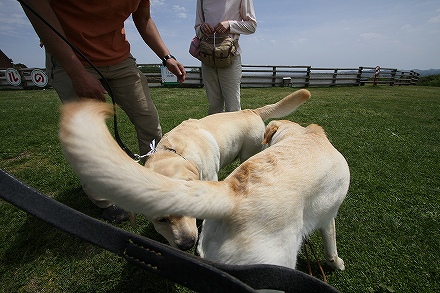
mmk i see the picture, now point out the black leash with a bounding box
[0,168,340,293]
[18,0,137,160]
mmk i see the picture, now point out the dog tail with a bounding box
[59,100,235,220]
[254,89,311,121]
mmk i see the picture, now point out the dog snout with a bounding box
[176,236,197,251]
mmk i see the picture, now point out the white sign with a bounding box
[31,69,48,87]
[160,66,179,85]
[5,68,21,86]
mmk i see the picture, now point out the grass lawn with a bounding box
[0,86,439,292]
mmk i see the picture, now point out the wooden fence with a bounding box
[0,65,419,90]
[240,65,419,87]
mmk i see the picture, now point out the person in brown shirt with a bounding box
[21,0,187,223]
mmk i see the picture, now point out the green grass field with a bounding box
[0,86,439,292]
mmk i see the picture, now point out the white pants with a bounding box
[202,55,242,114]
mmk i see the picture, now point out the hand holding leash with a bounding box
[214,21,230,34]
[200,22,214,35]
[70,69,107,101]
[201,22,230,35]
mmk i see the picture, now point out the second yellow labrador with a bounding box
[143,89,310,250]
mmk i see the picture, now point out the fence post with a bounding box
[331,69,338,87]
[305,66,311,87]
[390,69,397,86]
[410,71,418,85]
[271,66,277,87]
[356,67,363,86]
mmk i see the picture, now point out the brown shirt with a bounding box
[50,0,148,66]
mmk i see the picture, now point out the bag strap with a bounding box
[0,168,340,293]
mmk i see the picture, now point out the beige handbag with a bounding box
[199,33,238,68]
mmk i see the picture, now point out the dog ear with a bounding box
[262,120,282,145]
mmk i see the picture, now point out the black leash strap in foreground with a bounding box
[0,169,340,293]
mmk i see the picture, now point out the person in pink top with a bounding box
[195,0,257,114]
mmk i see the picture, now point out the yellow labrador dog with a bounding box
[60,101,349,270]
[144,89,310,250]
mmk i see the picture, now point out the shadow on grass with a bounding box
[1,187,184,292]
[2,187,99,267]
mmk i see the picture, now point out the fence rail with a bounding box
[240,65,419,87]
[0,65,420,90]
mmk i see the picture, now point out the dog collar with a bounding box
[160,147,187,161]
[145,140,187,161]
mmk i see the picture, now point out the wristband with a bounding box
[162,54,176,66]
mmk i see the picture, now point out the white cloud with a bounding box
[426,7,440,23]
[428,14,440,23]
[291,38,308,47]
[359,32,385,41]
[401,24,415,33]
[173,5,188,19]
[151,0,165,7]
[0,12,33,36]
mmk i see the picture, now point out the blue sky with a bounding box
[1,0,439,70]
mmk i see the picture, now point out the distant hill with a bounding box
[412,69,440,76]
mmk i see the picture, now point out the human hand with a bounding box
[214,21,230,34]
[166,59,186,84]
[70,70,107,101]
[200,22,215,35]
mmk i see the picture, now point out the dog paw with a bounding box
[326,257,345,271]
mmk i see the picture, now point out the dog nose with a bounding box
[177,238,197,251]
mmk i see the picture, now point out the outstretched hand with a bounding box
[166,59,187,84]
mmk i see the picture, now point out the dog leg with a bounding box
[319,218,345,270]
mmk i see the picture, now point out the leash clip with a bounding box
[134,139,157,163]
